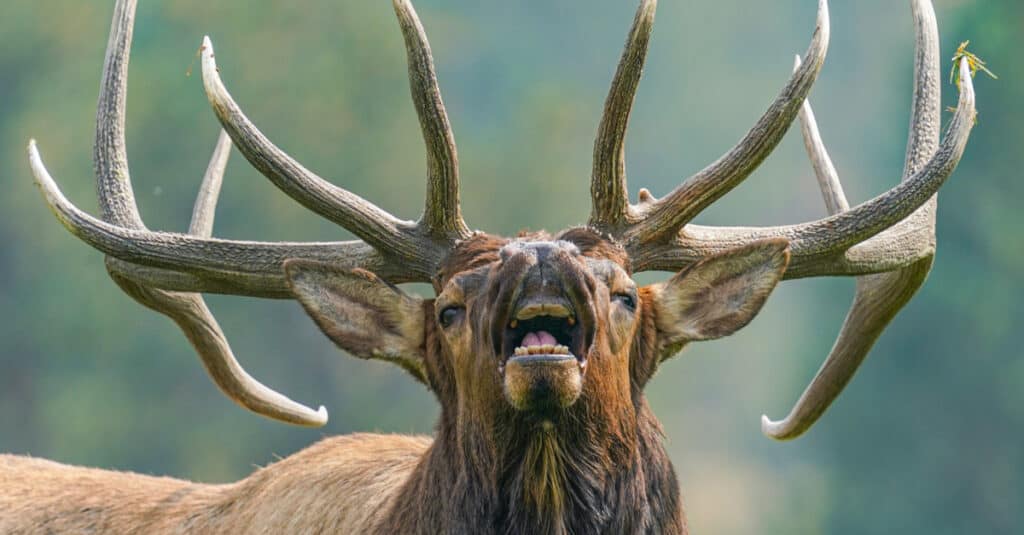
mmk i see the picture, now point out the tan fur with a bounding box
[0,434,430,534]
[653,240,790,343]
[1,233,788,534]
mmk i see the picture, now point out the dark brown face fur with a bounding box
[432,229,641,418]
[288,228,789,534]
[395,229,680,534]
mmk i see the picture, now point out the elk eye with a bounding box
[438,305,465,328]
[612,292,636,311]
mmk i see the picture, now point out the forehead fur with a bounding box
[434,233,508,288]
[434,228,629,288]
[555,227,630,270]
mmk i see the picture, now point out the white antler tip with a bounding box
[200,37,217,71]
[297,405,329,427]
[27,139,42,162]
[26,139,46,178]
[815,0,831,40]
[199,36,223,96]
[760,414,786,440]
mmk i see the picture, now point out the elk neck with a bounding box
[378,316,685,534]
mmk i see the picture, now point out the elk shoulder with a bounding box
[0,434,431,534]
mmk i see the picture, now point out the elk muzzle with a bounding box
[494,241,595,412]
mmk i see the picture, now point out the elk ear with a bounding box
[284,260,428,385]
[651,239,789,348]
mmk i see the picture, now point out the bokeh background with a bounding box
[1,0,1020,533]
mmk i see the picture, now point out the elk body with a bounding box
[1,0,978,533]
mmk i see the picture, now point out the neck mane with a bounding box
[378,400,686,534]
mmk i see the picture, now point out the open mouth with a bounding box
[501,298,587,370]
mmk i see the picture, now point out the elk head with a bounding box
[28,0,975,452]
[285,230,788,429]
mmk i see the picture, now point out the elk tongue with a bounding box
[522,331,557,347]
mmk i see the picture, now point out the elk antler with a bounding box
[28,0,467,425]
[592,0,976,438]
[760,0,950,440]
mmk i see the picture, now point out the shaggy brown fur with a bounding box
[2,231,790,534]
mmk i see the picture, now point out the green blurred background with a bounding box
[1,1,1020,533]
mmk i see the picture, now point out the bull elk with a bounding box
[2,0,977,533]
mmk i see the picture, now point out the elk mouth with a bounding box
[500,299,587,370]
[498,297,590,412]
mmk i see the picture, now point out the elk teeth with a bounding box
[567,316,575,326]
[513,344,572,356]
[510,320,518,329]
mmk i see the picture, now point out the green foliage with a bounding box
[951,40,998,87]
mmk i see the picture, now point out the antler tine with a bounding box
[630,55,975,277]
[172,132,326,426]
[32,7,428,298]
[393,0,470,239]
[200,0,469,253]
[200,38,445,266]
[590,0,657,230]
[762,0,945,439]
[29,0,482,424]
[78,0,326,426]
[626,0,830,246]
[188,129,232,236]
[32,1,448,296]
[93,0,142,230]
[793,55,849,214]
[112,132,328,426]
[761,263,932,439]
[30,146,409,292]
[119,277,330,426]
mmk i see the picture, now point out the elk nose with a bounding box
[507,246,584,330]
[498,241,581,307]
[495,240,590,342]
[518,259,570,304]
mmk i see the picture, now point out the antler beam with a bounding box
[627,0,831,245]
[628,57,973,278]
[107,132,328,426]
[200,0,469,249]
[591,0,832,243]
[40,0,326,426]
[762,0,954,439]
[592,0,976,438]
[592,0,974,285]
[28,0,469,425]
